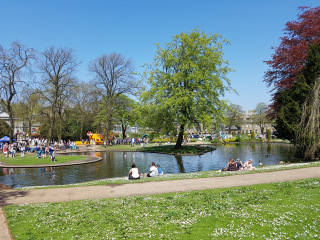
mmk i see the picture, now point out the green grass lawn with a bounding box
[141,145,214,154]
[0,152,87,165]
[4,178,320,239]
[96,144,144,151]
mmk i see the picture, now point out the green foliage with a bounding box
[222,137,237,143]
[141,28,233,148]
[235,136,242,142]
[274,44,320,143]
[251,131,255,139]
[170,130,174,140]
[253,102,269,134]
[150,137,171,143]
[149,132,159,141]
[190,139,197,142]
[113,94,138,139]
[267,129,271,141]
[211,138,222,143]
[225,103,243,132]
[141,145,214,154]
[183,132,188,140]
[0,120,10,137]
[137,104,176,135]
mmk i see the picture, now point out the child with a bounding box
[51,150,56,162]
[157,164,163,175]
[37,149,42,158]
[20,144,25,158]
[3,144,8,158]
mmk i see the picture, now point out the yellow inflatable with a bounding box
[76,132,105,145]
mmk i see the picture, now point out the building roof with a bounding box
[0,112,10,118]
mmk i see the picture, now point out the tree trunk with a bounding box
[48,104,56,146]
[80,120,84,140]
[174,124,185,149]
[28,119,32,138]
[7,103,14,144]
[121,123,127,140]
[9,114,14,144]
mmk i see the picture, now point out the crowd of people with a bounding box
[225,158,256,171]
[128,162,163,180]
[1,141,57,162]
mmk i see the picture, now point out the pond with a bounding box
[0,143,301,188]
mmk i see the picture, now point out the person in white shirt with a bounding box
[147,162,159,177]
[128,163,140,180]
[244,159,256,170]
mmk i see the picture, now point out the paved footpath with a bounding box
[1,166,320,240]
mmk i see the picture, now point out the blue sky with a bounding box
[1,0,318,111]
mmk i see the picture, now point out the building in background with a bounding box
[0,112,24,135]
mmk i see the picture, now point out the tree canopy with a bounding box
[264,6,320,94]
[141,28,233,148]
[264,7,320,145]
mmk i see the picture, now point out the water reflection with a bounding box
[175,155,185,173]
[0,143,301,188]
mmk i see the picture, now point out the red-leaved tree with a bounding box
[264,6,320,93]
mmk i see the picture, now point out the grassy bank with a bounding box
[0,153,87,165]
[96,144,144,151]
[141,145,215,155]
[4,178,320,239]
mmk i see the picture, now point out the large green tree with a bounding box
[272,44,320,143]
[141,28,233,148]
[138,104,176,136]
[296,77,320,159]
[0,120,10,137]
[113,95,137,139]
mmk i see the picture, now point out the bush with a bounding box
[227,137,237,143]
[184,132,188,141]
[251,131,255,140]
[267,129,271,141]
[211,138,221,143]
[190,139,197,142]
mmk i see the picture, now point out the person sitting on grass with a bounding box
[157,164,163,175]
[236,159,244,171]
[128,163,140,180]
[227,158,238,171]
[244,159,256,170]
[37,149,42,158]
[147,162,159,177]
